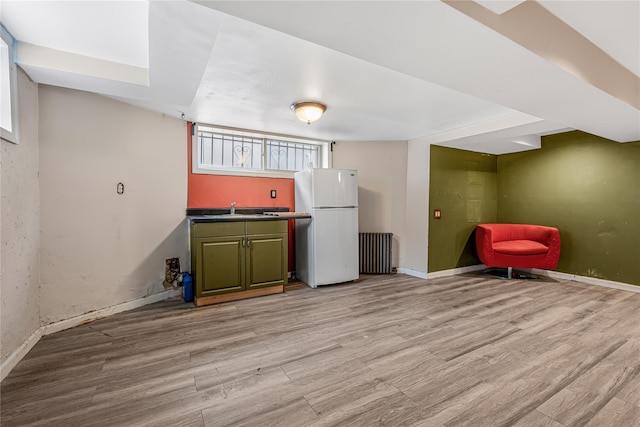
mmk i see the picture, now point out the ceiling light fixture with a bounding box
[291,101,326,124]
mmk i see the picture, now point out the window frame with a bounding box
[1,25,19,144]
[192,123,331,178]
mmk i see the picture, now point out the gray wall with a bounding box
[403,139,431,275]
[333,140,408,268]
[2,81,191,376]
[1,68,41,368]
[38,86,189,324]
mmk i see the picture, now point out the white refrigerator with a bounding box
[295,168,359,288]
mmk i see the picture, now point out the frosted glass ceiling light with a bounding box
[291,101,326,124]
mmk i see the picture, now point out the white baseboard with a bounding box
[1,289,182,382]
[426,264,487,279]
[41,289,182,336]
[405,264,639,294]
[530,269,640,294]
[397,268,428,279]
[0,328,43,382]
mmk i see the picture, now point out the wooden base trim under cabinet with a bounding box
[195,285,284,307]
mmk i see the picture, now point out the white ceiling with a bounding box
[1,0,638,154]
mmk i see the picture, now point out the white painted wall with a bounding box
[402,138,431,275]
[333,140,408,268]
[38,86,188,324]
[1,68,41,366]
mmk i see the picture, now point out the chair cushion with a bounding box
[493,240,549,255]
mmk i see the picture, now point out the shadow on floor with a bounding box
[461,268,560,282]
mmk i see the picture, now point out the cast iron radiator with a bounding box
[359,232,393,274]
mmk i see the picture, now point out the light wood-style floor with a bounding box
[2,273,640,426]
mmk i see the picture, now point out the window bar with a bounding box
[300,145,304,170]
[285,142,290,170]
[220,134,225,167]
[237,137,240,167]
[306,146,310,168]
[199,134,204,165]
[272,141,277,170]
[270,140,275,170]
[202,133,207,165]
[247,138,250,169]
[209,134,214,165]
[292,144,297,171]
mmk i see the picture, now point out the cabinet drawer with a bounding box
[193,222,245,238]
[246,220,287,235]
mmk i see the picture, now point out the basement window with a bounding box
[193,124,330,178]
[1,25,19,144]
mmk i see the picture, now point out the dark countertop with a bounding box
[187,207,311,223]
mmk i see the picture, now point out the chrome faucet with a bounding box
[230,201,236,215]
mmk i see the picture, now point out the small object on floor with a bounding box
[484,267,538,280]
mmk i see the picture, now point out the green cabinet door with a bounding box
[195,236,245,296]
[246,233,287,289]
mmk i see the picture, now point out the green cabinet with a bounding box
[191,220,287,306]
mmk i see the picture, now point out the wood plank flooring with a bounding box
[2,273,639,426]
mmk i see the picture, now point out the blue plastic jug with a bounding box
[182,272,194,303]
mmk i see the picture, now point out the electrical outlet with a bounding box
[434,209,441,219]
[270,189,277,198]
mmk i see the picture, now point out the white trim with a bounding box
[1,25,20,144]
[0,328,43,382]
[41,289,182,335]
[530,269,640,294]
[193,165,296,179]
[422,264,640,293]
[426,264,487,279]
[1,289,182,382]
[397,268,428,279]
[17,42,149,86]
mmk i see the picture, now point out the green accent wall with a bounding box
[428,145,497,272]
[498,131,640,286]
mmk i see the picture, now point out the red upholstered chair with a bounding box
[475,224,560,278]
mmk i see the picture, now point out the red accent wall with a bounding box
[187,123,296,271]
